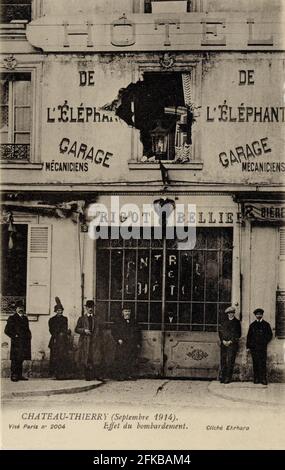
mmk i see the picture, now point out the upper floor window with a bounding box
[144,0,191,13]
[0,1,32,23]
[0,72,31,161]
[116,71,194,162]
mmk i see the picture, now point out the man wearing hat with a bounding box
[111,307,141,381]
[75,300,103,380]
[4,300,31,382]
[218,306,241,384]
[246,308,273,385]
[48,297,69,379]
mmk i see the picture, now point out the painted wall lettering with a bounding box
[154,19,180,47]
[239,70,255,85]
[111,14,136,46]
[47,101,119,123]
[219,137,272,168]
[63,20,93,47]
[247,19,274,46]
[79,71,95,86]
[59,137,113,168]
[206,102,285,122]
[27,15,278,51]
[201,20,226,46]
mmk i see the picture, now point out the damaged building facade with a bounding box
[1,0,285,381]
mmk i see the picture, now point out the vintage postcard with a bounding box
[0,0,285,451]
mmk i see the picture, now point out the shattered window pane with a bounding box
[113,72,194,162]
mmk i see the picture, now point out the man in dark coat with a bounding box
[246,308,273,385]
[218,306,241,384]
[48,298,69,379]
[75,300,103,381]
[111,308,141,380]
[4,300,31,382]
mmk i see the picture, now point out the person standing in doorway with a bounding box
[48,297,69,380]
[4,300,31,382]
[246,308,273,385]
[75,300,103,381]
[111,307,141,381]
[218,306,241,384]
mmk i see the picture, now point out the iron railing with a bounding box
[1,295,26,315]
[0,143,30,161]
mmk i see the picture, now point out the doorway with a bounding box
[96,227,233,377]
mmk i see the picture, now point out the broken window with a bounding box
[115,72,194,162]
[144,1,192,13]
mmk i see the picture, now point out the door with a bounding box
[96,228,233,378]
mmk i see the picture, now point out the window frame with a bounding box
[96,228,234,332]
[0,60,42,165]
[0,1,32,24]
[1,72,32,148]
[129,56,202,168]
[144,0,193,14]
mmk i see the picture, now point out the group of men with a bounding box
[4,299,141,382]
[219,306,273,385]
[5,300,272,385]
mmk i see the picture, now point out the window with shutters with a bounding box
[0,224,51,315]
[0,72,31,161]
[0,1,32,23]
[26,225,52,315]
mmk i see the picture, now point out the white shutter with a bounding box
[26,225,52,314]
[280,228,285,257]
[279,228,285,289]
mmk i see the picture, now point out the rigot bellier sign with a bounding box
[243,203,285,223]
[26,13,283,52]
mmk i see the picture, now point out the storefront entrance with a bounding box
[96,228,233,378]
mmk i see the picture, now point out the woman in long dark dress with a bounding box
[48,298,69,379]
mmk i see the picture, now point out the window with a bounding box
[96,228,233,331]
[1,222,52,315]
[0,72,31,161]
[145,0,191,13]
[1,223,28,314]
[116,72,194,162]
[0,1,32,23]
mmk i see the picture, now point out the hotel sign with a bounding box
[26,13,283,52]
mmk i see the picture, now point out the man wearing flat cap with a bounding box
[4,300,31,382]
[246,308,272,385]
[218,306,241,384]
[75,300,103,380]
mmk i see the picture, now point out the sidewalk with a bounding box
[1,378,285,407]
[209,381,285,407]
[1,378,103,399]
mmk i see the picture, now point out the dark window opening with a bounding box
[115,72,194,162]
[1,223,28,314]
[0,1,32,23]
[144,0,192,14]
